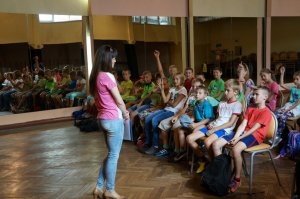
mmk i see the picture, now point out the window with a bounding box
[39,14,82,23]
[132,16,172,25]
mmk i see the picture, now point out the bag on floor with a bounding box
[78,118,99,132]
[201,154,232,196]
[287,130,300,159]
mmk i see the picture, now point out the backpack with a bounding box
[287,131,300,160]
[201,154,232,196]
[78,118,99,132]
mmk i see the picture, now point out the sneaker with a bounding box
[167,152,178,162]
[137,144,150,154]
[228,179,241,193]
[196,162,206,174]
[173,151,187,162]
[145,146,159,155]
[154,149,169,157]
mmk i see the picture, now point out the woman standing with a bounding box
[90,45,129,199]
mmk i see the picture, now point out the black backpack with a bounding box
[201,154,232,196]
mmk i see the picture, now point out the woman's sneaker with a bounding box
[228,179,241,193]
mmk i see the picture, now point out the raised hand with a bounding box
[154,50,160,58]
[280,66,286,74]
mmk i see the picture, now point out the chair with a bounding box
[287,116,300,131]
[241,112,282,194]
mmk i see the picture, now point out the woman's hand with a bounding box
[123,110,129,120]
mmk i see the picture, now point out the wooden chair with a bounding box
[241,112,282,194]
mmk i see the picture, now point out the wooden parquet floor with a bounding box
[0,121,295,199]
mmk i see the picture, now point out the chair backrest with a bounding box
[267,112,278,148]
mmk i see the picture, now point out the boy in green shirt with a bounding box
[208,67,225,101]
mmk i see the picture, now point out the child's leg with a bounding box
[151,111,174,148]
[144,110,163,146]
[186,126,206,157]
[204,129,228,158]
[276,110,293,139]
[212,134,234,156]
[158,116,174,149]
[232,142,247,178]
[173,128,180,153]
[229,135,259,193]
[178,128,187,151]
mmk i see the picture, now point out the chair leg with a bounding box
[242,152,249,177]
[267,150,282,186]
[190,150,195,174]
[291,164,296,199]
[248,152,255,195]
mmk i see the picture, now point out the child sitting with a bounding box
[275,67,300,157]
[186,79,242,173]
[127,71,155,111]
[119,69,134,102]
[65,70,86,107]
[260,68,279,111]
[156,79,204,157]
[170,85,214,161]
[211,86,272,193]
[184,67,194,92]
[208,67,225,101]
[142,73,187,155]
[237,62,255,104]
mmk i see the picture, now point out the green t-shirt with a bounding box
[45,79,56,92]
[120,80,133,98]
[141,82,155,99]
[167,76,174,87]
[208,79,225,101]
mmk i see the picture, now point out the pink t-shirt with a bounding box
[265,82,279,111]
[95,72,122,120]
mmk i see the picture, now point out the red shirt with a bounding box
[244,106,272,144]
[184,77,194,93]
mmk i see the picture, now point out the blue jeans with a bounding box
[96,119,124,191]
[144,109,174,147]
[128,104,151,113]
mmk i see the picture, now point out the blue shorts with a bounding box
[222,134,259,148]
[200,127,227,138]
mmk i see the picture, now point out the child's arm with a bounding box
[167,94,186,107]
[206,114,239,136]
[279,66,290,90]
[76,82,85,92]
[283,99,300,113]
[229,122,262,146]
[160,81,171,103]
[189,118,210,129]
[212,90,223,99]
[154,50,166,79]
[171,101,189,123]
